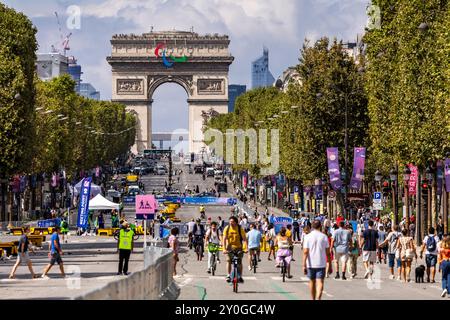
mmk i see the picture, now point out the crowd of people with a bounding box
[177,205,450,300]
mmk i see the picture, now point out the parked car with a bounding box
[155,165,167,175]
[194,165,204,174]
[206,167,215,177]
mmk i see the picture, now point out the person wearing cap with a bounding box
[117,221,134,275]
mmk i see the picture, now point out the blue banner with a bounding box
[269,216,293,234]
[123,196,135,204]
[37,218,61,228]
[77,177,92,228]
[156,196,237,205]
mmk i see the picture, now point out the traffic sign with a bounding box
[373,203,383,210]
[374,192,382,200]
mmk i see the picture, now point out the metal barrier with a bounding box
[75,246,179,300]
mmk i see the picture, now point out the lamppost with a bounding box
[374,170,383,191]
[390,167,399,226]
[403,166,411,229]
[425,165,434,229]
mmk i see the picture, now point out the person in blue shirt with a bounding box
[246,223,262,271]
[41,226,65,278]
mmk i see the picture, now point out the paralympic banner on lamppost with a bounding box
[350,147,366,190]
[326,147,343,191]
[445,158,450,193]
[77,177,92,229]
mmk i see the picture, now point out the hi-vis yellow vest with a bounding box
[119,229,134,250]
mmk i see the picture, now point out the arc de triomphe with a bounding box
[107,30,234,154]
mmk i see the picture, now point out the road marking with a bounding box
[270,282,299,300]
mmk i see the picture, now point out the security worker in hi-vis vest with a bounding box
[117,221,134,275]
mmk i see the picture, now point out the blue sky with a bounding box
[3,0,370,131]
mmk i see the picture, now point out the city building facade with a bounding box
[228,84,246,112]
[36,53,68,80]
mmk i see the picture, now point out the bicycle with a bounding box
[208,243,221,276]
[279,255,288,282]
[194,235,204,261]
[229,250,243,293]
[250,249,258,274]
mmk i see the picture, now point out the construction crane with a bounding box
[54,11,72,56]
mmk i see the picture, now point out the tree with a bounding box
[285,38,368,184]
[0,3,37,176]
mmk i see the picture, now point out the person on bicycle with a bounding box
[205,221,221,273]
[192,219,206,260]
[223,216,247,283]
[246,223,262,271]
[275,227,293,278]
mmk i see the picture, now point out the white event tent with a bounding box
[88,194,120,211]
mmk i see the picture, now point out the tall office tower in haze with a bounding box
[251,47,275,89]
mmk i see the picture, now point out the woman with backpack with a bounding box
[396,228,417,283]
[380,225,402,280]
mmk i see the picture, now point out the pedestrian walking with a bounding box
[169,227,180,276]
[9,226,38,279]
[60,218,69,243]
[117,221,134,275]
[98,212,105,229]
[41,227,65,278]
[360,220,379,280]
[302,220,331,300]
[396,228,417,283]
[380,225,402,280]
[438,235,450,297]
[266,224,276,261]
[420,227,440,283]
[347,228,360,279]
[330,221,351,280]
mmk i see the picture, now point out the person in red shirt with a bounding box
[336,213,344,226]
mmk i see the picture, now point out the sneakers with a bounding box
[364,271,370,279]
[248,266,252,271]
[396,276,401,281]
[238,277,244,283]
[389,275,395,280]
[207,269,211,274]
[41,275,49,279]
[226,275,231,282]
[441,289,447,298]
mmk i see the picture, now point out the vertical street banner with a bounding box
[326,147,343,191]
[77,177,92,228]
[135,194,156,220]
[408,164,418,196]
[293,185,299,204]
[445,158,450,193]
[350,147,366,190]
[436,160,443,196]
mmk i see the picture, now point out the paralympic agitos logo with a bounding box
[154,43,189,68]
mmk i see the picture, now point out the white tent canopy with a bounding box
[88,194,120,211]
[73,179,102,197]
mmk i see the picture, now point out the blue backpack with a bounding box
[426,236,437,252]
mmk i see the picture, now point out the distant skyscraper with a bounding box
[36,53,68,80]
[228,84,246,112]
[80,83,100,100]
[68,56,82,94]
[251,47,275,89]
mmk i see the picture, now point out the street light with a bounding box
[390,167,399,225]
[374,169,383,182]
[425,165,434,228]
[403,166,411,228]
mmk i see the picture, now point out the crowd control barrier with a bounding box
[75,246,179,300]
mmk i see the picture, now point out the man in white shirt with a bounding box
[420,227,440,283]
[302,220,331,300]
